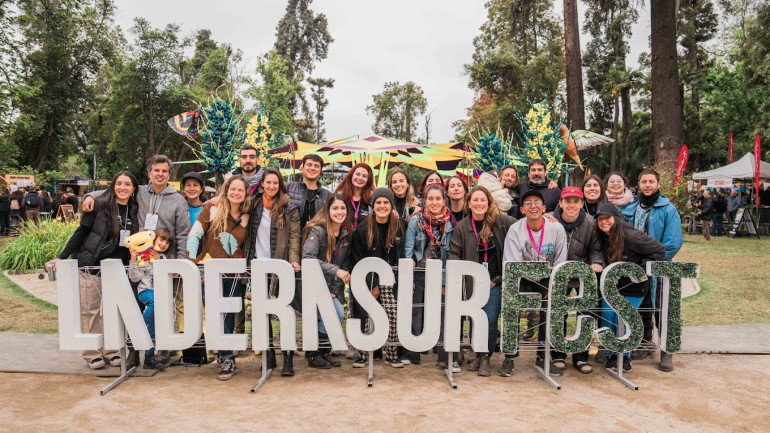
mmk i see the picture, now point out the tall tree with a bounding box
[650,0,685,171]
[366,81,428,142]
[563,0,585,131]
[307,77,334,143]
[248,50,304,141]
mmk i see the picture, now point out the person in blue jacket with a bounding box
[620,168,683,372]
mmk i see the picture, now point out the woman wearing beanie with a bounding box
[302,193,353,369]
[350,187,406,368]
[595,203,665,373]
[404,184,457,370]
[448,186,516,377]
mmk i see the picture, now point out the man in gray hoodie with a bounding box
[82,155,190,259]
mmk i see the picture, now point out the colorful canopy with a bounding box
[269,135,469,185]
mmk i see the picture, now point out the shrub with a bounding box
[0,220,79,271]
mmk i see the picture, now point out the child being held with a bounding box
[129,228,174,370]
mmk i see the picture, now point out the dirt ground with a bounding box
[0,351,766,432]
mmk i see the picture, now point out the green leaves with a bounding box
[0,220,79,271]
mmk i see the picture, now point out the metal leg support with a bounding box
[443,352,457,389]
[367,351,374,387]
[604,321,638,391]
[101,346,136,396]
[251,351,273,393]
[534,345,561,390]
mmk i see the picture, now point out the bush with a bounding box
[0,220,79,271]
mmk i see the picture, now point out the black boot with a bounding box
[281,351,295,377]
[126,349,140,369]
[308,352,331,369]
[266,349,277,370]
[321,349,341,367]
[144,353,167,370]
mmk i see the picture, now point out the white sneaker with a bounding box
[88,358,105,370]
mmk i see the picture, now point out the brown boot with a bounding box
[659,351,674,372]
[478,355,492,377]
[467,355,482,372]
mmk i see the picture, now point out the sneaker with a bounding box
[595,351,608,364]
[552,358,566,370]
[217,358,236,381]
[352,357,367,368]
[498,357,515,377]
[535,357,563,376]
[108,355,122,367]
[400,358,412,365]
[126,350,140,369]
[387,359,404,368]
[451,362,461,373]
[88,357,105,370]
[321,352,341,368]
[622,356,633,373]
[478,355,492,377]
[143,354,167,371]
[606,354,619,370]
[308,355,332,369]
[467,356,482,372]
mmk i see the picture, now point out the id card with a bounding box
[119,230,130,247]
[144,213,158,230]
[483,261,489,269]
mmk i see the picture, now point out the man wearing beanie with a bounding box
[620,168,683,372]
[502,189,567,377]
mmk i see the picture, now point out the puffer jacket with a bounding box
[59,199,139,267]
[245,198,300,264]
[302,225,351,302]
[287,181,330,219]
[553,208,604,266]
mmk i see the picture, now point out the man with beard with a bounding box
[620,169,683,372]
[500,165,521,218]
[231,145,264,195]
[514,159,561,214]
[288,154,330,232]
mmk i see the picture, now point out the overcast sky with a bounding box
[114,0,651,143]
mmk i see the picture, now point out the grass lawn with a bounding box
[678,233,770,326]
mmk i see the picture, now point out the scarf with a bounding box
[262,195,272,210]
[528,179,549,190]
[639,189,660,209]
[584,201,598,217]
[606,188,634,207]
[553,206,586,233]
[419,205,455,249]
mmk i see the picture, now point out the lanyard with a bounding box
[119,204,129,230]
[148,185,164,214]
[526,219,545,260]
[471,219,487,262]
[351,199,361,228]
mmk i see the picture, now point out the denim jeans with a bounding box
[138,289,155,356]
[218,277,243,359]
[601,296,644,358]
[711,213,723,236]
[481,286,502,357]
[318,297,344,335]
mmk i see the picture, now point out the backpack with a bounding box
[25,193,40,209]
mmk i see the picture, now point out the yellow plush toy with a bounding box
[125,230,156,267]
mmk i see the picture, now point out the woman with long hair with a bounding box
[604,171,634,208]
[47,171,140,370]
[445,175,469,222]
[448,186,517,376]
[302,193,353,369]
[595,203,665,373]
[244,167,301,377]
[350,188,406,368]
[187,174,252,380]
[404,184,457,369]
[387,167,416,221]
[581,174,606,217]
[335,162,374,229]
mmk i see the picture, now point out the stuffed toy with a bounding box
[125,230,156,267]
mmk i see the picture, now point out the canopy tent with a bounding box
[269,135,468,186]
[693,153,770,180]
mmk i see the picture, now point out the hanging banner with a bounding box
[729,131,734,164]
[675,144,689,186]
[755,135,761,207]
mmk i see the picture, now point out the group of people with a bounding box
[0,186,80,233]
[46,146,684,382]
[688,188,744,240]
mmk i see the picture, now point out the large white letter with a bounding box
[251,259,297,351]
[301,259,347,351]
[102,259,153,351]
[444,260,490,353]
[57,259,102,351]
[153,260,202,350]
[204,258,248,352]
[347,257,391,351]
[396,258,442,352]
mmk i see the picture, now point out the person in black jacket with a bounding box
[698,189,714,241]
[513,159,561,214]
[288,154,330,233]
[350,188,406,368]
[711,191,727,237]
[0,189,10,236]
[596,203,665,373]
[46,171,140,370]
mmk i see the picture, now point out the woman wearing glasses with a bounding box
[404,184,457,369]
[448,186,516,377]
[604,171,634,208]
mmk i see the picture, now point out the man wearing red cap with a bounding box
[551,186,605,374]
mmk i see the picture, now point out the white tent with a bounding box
[693,153,770,180]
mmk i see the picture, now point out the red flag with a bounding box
[755,135,761,207]
[729,131,734,163]
[675,144,689,186]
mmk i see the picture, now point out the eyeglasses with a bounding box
[522,200,543,207]
[608,179,624,184]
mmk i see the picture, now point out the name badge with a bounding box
[119,230,130,247]
[144,213,159,230]
[483,261,489,269]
